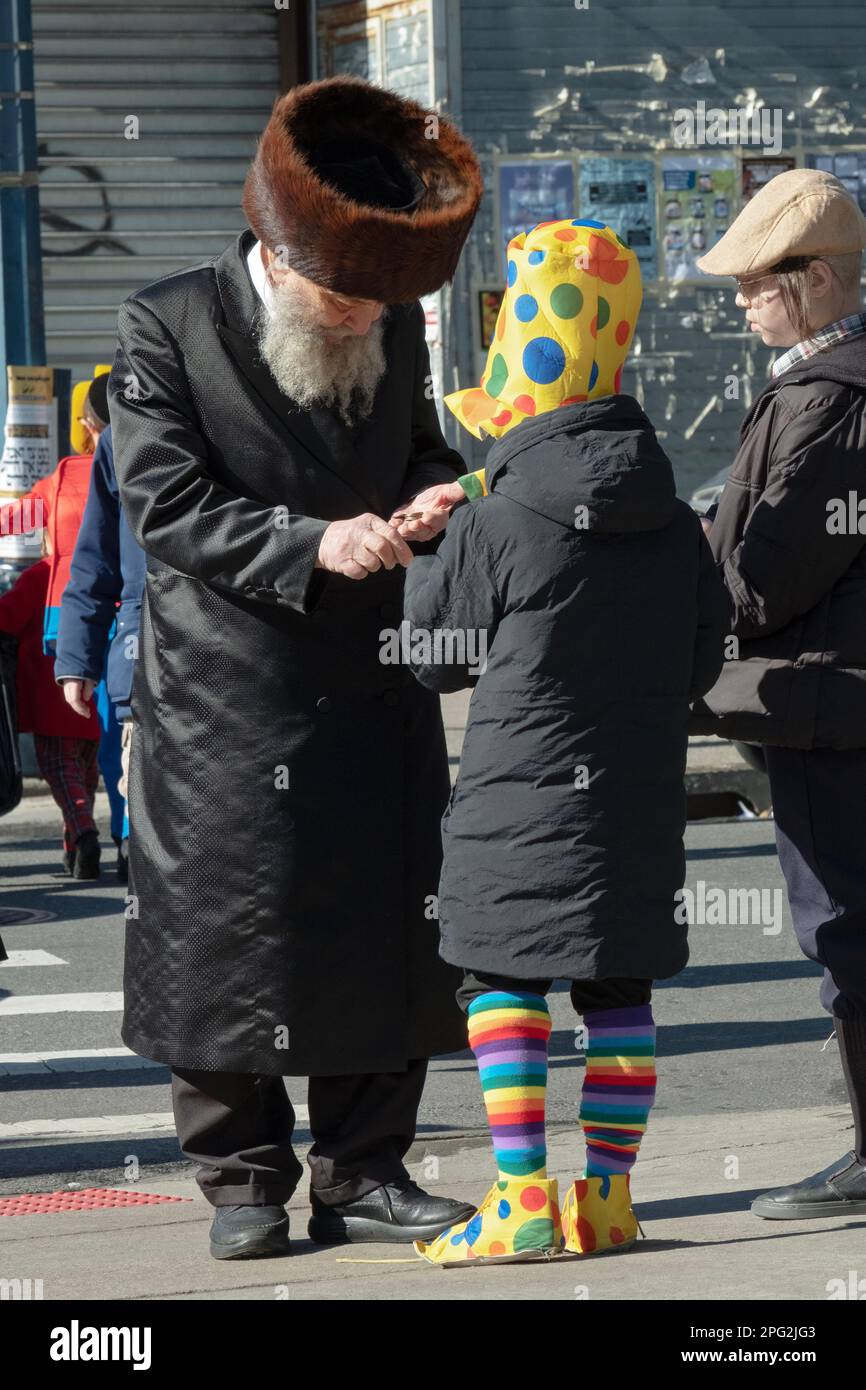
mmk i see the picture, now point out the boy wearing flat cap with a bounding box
[695,168,866,1221]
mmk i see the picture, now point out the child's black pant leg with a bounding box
[569,978,653,1014]
[457,972,653,1014]
[456,968,553,1014]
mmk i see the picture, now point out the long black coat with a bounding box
[404,396,731,981]
[108,229,468,1075]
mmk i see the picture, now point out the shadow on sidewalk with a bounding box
[636,1185,866,1230]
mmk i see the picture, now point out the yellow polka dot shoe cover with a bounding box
[414,1177,564,1266]
[446,218,642,441]
[560,1173,639,1256]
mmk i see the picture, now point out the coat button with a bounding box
[316,696,332,713]
[383,689,400,708]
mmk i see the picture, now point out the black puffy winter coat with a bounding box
[404,395,731,982]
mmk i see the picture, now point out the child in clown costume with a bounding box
[401,219,730,1266]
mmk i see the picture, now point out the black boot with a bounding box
[751,1151,866,1219]
[308,1179,476,1245]
[72,829,101,880]
[209,1204,291,1260]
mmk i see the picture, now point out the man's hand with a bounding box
[61,678,96,717]
[390,480,467,542]
[316,513,414,580]
[700,515,713,538]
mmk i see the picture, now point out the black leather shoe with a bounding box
[209,1204,291,1260]
[752,1152,866,1219]
[308,1179,476,1245]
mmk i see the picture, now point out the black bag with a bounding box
[0,631,23,817]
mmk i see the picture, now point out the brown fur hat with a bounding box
[242,77,484,304]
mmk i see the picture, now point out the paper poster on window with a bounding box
[807,152,866,212]
[0,367,60,560]
[420,290,445,422]
[497,159,575,258]
[478,289,504,351]
[578,156,658,282]
[660,153,737,282]
[742,156,796,203]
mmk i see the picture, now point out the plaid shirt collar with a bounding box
[772,310,866,378]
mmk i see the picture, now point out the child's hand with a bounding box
[61,677,96,718]
[390,481,467,541]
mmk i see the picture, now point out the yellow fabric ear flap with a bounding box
[70,380,93,455]
[69,365,112,454]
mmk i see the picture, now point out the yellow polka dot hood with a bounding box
[446,218,642,440]
[447,217,676,534]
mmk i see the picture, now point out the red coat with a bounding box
[0,559,100,739]
[0,455,94,651]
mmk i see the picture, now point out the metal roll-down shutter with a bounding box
[31,0,282,383]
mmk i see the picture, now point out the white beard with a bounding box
[255,276,388,428]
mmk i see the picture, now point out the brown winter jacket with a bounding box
[691,334,866,749]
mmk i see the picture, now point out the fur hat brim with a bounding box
[242,77,484,304]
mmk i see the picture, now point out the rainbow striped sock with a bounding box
[580,1003,657,1177]
[467,991,551,1180]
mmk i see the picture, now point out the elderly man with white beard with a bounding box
[108,76,484,1260]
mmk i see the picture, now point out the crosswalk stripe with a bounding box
[0,1113,178,1141]
[0,991,122,1015]
[0,950,68,968]
[0,1105,310,1142]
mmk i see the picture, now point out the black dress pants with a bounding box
[171,1060,428,1208]
[765,745,866,1020]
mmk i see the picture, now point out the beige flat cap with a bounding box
[697,168,866,277]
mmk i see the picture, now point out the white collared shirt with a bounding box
[246,238,275,317]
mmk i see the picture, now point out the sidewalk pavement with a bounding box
[2,1105,861,1301]
[3,788,113,839]
[3,700,764,839]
